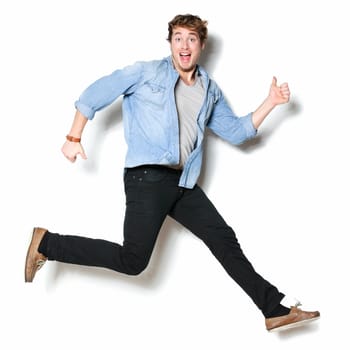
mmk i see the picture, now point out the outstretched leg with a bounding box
[169,184,284,317]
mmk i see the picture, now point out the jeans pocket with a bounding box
[124,166,167,186]
[143,168,168,182]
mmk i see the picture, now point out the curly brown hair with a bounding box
[167,14,208,44]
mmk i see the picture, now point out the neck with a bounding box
[171,57,197,85]
[178,69,197,86]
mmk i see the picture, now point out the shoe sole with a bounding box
[268,316,320,332]
[25,228,36,282]
[25,227,47,283]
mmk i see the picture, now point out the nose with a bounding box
[181,39,189,49]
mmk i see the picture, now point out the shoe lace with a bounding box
[36,259,46,270]
[282,296,302,308]
[294,299,302,308]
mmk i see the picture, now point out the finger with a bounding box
[79,151,88,160]
[272,76,277,86]
[67,155,76,163]
[281,87,290,97]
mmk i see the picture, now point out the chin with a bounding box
[180,64,196,72]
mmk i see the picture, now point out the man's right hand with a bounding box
[61,140,87,163]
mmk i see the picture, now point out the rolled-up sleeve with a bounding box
[74,62,144,120]
[207,93,257,145]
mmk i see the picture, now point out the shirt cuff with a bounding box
[74,100,95,120]
[241,112,257,139]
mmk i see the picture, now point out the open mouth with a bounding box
[180,53,191,62]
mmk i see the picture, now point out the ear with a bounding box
[201,41,206,50]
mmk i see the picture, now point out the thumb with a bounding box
[272,76,277,86]
[77,144,87,160]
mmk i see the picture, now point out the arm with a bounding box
[252,76,290,129]
[61,109,88,163]
[61,62,144,162]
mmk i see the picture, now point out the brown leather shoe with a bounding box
[266,306,320,332]
[25,227,48,283]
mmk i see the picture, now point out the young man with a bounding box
[25,14,319,331]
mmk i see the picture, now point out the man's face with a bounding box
[170,26,205,73]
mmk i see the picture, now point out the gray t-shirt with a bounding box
[175,75,205,168]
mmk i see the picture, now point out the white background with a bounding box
[1,0,349,349]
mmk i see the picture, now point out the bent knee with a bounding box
[122,258,149,276]
[126,264,147,276]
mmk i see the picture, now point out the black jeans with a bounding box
[41,165,284,316]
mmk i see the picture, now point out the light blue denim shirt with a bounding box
[75,56,257,188]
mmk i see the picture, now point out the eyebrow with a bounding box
[173,31,198,37]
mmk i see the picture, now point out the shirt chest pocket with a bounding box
[141,82,167,107]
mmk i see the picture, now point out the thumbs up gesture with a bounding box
[268,76,290,106]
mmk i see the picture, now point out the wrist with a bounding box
[66,135,81,143]
[264,96,277,109]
